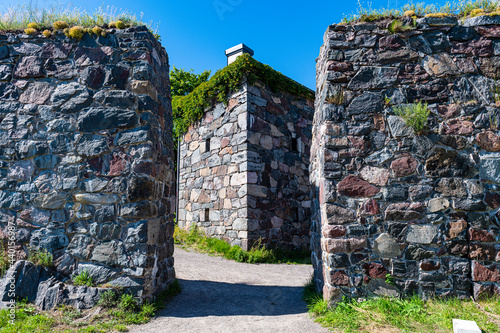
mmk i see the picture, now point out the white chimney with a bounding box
[225,44,254,65]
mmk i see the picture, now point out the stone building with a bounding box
[0,26,176,308]
[311,15,500,303]
[177,46,314,250]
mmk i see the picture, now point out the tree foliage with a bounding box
[170,66,211,97]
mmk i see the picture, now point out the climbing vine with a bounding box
[172,53,314,140]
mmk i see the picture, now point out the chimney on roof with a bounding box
[225,44,254,65]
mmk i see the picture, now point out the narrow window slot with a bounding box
[205,208,210,222]
[206,138,211,152]
[291,137,298,151]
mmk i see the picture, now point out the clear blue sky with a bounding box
[3,0,451,90]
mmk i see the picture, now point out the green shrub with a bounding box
[27,22,38,29]
[28,248,53,267]
[115,20,125,29]
[393,102,430,135]
[119,294,138,312]
[24,27,37,35]
[73,269,94,287]
[53,20,69,30]
[98,290,120,307]
[67,25,84,39]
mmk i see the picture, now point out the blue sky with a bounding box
[3,0,451,90]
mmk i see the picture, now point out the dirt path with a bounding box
[130,247,328,333]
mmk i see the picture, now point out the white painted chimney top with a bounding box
[225,44,254,65]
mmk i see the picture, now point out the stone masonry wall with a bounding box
[312,15,500,303]
[178,79,314,250]
[0,26,175,305]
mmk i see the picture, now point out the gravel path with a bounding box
[130,247,328,333]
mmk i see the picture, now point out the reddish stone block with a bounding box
[390,154,418,177]
[323,225,347,238]
[329,270,349,286]
[441,118,474,135]
[362,262,388,278]
[476,131,500,152]
[327,61,353,72]
[485,192,500,209]
[337,175,380,198]
[359,198,380,216]
[473,262,500,282]
[420,260,441,271]
[437,104,460,119]
[469,229,495,243]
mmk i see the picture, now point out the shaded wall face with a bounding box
[0,27,175,299]
[178,87,250,248]
[312,17,500,302]
[246,84,314,250]
[178,81,314,251]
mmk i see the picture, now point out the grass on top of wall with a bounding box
[172,53,315,140]
[0,1,155,31]
[341,0,500,24]
[174,225,312,265]
[0,281,181,333]
[303,278,500,333]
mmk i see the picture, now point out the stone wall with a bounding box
[312,15,500,302]
[178,80,314,250]
[0,26,175,305]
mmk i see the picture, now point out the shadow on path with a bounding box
[158,278,309,318]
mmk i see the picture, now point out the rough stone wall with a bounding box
[0,26,175,302]
[178,80,314,250]
[312,16,500,302]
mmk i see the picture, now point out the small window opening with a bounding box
[206,138,211,152]
[205,208,210,222]
[294,207,299,220]
[291,137,298,151]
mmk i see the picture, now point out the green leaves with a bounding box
[170,66,211,97]
[394,101,430,135]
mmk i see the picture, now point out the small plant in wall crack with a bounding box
[73,269,94,287]
[385,273,395,286]
[326,88,345,105]
[393,101,430,135]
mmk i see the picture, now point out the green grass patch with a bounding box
[27,248,53,268]
[304,278,500,333]
[0,2,145,31]
[394,101,430,135]
[72,270,94,287]
[172,53,314,140]
[0,281,182,332]
[174,225,311,265]
[341,0,500,24]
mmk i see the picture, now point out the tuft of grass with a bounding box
[115,20,126,29]
[27,22,38,29]
[24,27,37,35]
[393,101,430,135]
[326,88,345,105]
[67,25,84,39]
[174,225,311,264]
[73,269,94,287]
[28,248,53,267]
[92,25,103,36]
[53,20,68,30]
[119,294,138,312]
[388,19,414,33]
[305,290,500,333]
[424,12,450,17]
[98,290,120,308]
[42,29,51,37]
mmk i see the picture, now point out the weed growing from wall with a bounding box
[393,102,430,135]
